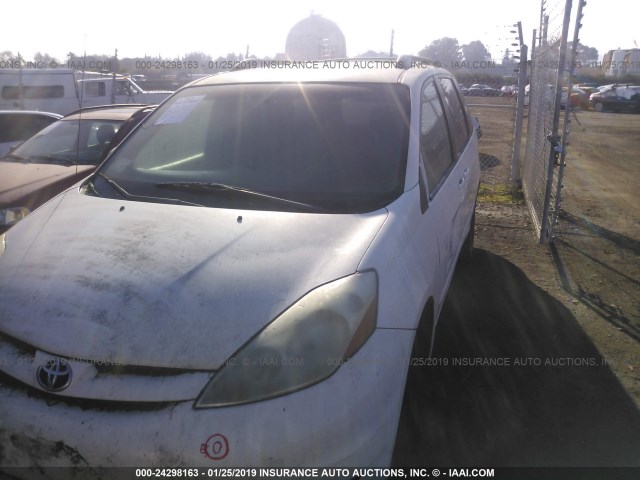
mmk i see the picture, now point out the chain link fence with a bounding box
[521,0,584,243]
[466,82,516,203]
[463,79,518,201]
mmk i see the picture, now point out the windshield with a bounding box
[11,118,124,165]
[96,82,410,213]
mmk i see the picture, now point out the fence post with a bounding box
[539,0,573,243]
[511,43,528,187]
[549,0,587,238]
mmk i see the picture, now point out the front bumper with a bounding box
[0,329,414,476]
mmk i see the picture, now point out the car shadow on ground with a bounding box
[479,153,502,170]
[392,249,640,467]
[552,210,640,342]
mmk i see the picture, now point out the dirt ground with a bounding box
[393,100,640,469]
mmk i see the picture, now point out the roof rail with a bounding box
[65,104,150,116]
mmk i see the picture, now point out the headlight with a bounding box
[194,271,378,408]
[0,207,30,227]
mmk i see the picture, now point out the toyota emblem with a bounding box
[36,358,72,392]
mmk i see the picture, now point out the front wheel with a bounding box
[594,102,604,112]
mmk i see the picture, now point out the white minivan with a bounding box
[0,69,172,115]
[0,57,480,472]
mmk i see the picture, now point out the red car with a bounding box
[0,104,155,233]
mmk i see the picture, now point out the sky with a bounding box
[2,0,638,63]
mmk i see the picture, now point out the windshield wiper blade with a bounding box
[29,154,76,165]
[156,182,328,213]
[1,154,26,162]
[97,173,204,207]
[97,172,133,199]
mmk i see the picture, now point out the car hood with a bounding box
[0,188,387,370]
[0,160,94,207]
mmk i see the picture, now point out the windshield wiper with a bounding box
[29,154,77,166]
[2,153,26,162]
[96,173,204,207]
[97,172,133,199]
[156,182,328,213]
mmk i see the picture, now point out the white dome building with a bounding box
[285,14,347,61]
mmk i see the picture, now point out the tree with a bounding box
[461,41,492,65]
[225,52,244,62]
[568,41,599,67]
[502,48,517,66]
[418,37,461,68]
[183,51,212,71]
[0,51,23,67]
[34,52,58,65]
[355,50,390,58]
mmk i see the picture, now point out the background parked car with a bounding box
[501,85,518,96]
[574,83,599,96]
[572,87,590,109]
[0,110,62,157]
[0,104,155,232]
[589,85,640,113]
[523,84,569,108]
[467,84,504,97]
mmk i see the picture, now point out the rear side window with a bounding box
[438,77,471,157]
[1,85,64,99]
[84,82,106,97]
[0,114,58,142]
[420,80,453,195]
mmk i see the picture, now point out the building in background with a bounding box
[285,14,347,61]
[603,49,640,79]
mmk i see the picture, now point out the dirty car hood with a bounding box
[0,189,387,370]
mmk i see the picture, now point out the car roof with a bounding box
[62,105,151,121]
[188,59,444,87]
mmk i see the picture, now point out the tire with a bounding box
[594,102,604,112]
[410,300,435,359]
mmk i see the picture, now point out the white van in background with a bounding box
[0,69,172,115]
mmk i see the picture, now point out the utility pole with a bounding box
[390,29,395,57]
[18,52,24,110]
[111,48,118,105]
